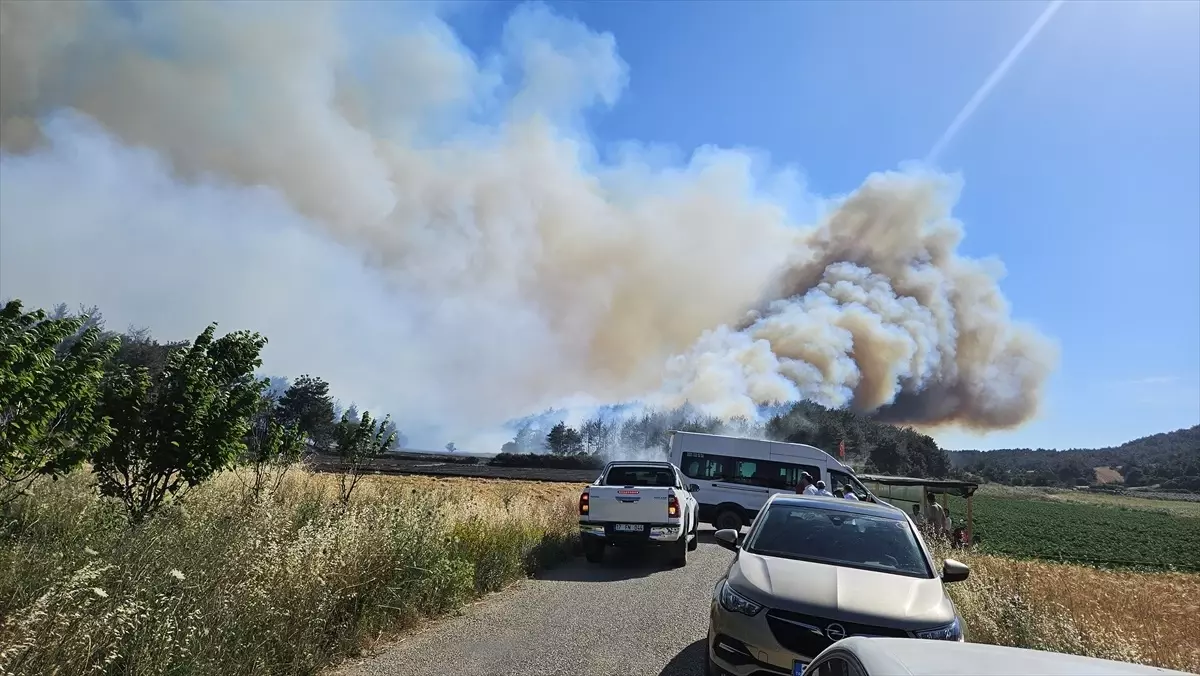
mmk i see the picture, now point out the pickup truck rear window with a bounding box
[603,467,677,487]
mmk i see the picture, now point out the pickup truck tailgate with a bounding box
[587,486,672,524]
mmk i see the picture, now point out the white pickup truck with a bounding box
[578,460,700,567]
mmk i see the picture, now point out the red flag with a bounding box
[838,439,845,458]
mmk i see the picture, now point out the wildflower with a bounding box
[169,568,186,581]
[91,587,108,599]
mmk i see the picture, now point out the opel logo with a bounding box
[824,623,847,641]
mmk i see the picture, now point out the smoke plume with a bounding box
[0,1,1057,446]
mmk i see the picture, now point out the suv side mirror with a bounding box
[687,483,700,492]
[942,558,970,583]
[714,528,739,551]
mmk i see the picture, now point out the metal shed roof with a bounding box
[858,474,980,498]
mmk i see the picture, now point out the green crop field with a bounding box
[945,493,1200,572]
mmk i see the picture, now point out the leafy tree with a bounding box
[238,393,305,504]
[0,301,117,502]
[111,327,189,378]
[380,419,404,449]
[91,324,266,523]
[546,422,583,455]
[47,303,107,357]
[580,417,613,455]
[951,425,1199,489]
[277,374,336,450]
[333,409,396,506]
[516,426,540,452]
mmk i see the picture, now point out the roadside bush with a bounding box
[0,300,117,503]
[0,469,579,676]
[91,324,267,523]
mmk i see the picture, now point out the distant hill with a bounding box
[950,425,1200,490]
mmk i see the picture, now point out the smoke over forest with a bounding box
[0,1,1057,447]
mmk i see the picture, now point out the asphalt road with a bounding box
[335,530,736,676]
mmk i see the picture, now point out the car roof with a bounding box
[834,638,1192,676]
[765,494,907,520]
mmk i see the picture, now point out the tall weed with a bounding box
[931,541,1199,672]
[0,470,579,676]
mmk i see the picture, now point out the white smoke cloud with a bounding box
[0,1,1057,448]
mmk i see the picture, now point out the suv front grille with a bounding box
[765,609,909,658]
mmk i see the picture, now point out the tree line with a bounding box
[0,300,399,522]
[951,426,1200,491]
[496,399,954,478]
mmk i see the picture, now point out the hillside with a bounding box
[951,425,1200,490]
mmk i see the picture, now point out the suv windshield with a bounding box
[745,504,932,578]
[603,466,676,487]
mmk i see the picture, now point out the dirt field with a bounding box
[1092,466,1124,484]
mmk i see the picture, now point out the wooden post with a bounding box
[966,494,974,544]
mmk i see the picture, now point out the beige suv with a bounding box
[707,494,970,676]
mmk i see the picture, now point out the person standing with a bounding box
[796,472,819,495]
[924,493,948,536]
[910,503,926,527]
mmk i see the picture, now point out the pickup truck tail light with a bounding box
[667,493,680,518]
[579,491,589,515]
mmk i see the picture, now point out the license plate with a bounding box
[793,661,806,676]
[614,524,644,532]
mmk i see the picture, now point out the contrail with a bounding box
[926,0,1065,164]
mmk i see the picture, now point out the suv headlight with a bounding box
[718,581,763,617]
[915,616,964,642]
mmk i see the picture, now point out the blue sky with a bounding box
[444,0,1200,450]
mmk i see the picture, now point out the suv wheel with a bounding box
[583,538,604,564]
[670,532,688,567]
[715,509,744,532]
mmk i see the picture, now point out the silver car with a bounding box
[707,494,970,676]
[804,636,1193,676]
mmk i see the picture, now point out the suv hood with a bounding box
[729,551,955,629]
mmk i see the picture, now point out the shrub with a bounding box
[0,470,579,675]
[0,300,117,503]
[332,409,396,506]
[90,324,266,523]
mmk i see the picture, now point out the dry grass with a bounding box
[9,471,1192,674]
[0,470,581,676]
[1092,466,1124,484]
[932,543,1200,672]
[355,473,586,506]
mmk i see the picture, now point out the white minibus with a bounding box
[668,430,874,531]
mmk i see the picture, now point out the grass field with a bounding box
[944,485,1200,571]
[0,471,581,676]
[4,471,1196,674]
[975,483,1200,517]
[930,542,1199,672]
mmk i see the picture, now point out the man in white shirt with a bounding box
[815,480,834,497]
[924,493,948,536]
[842,485,860,501]
[796,472,819,495]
